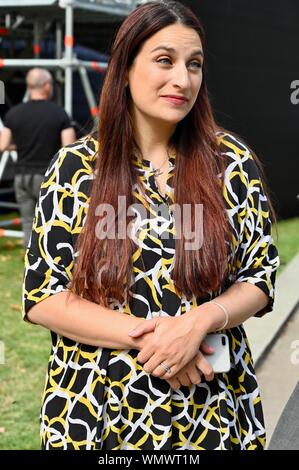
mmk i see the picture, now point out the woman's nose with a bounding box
[172,64,190,89]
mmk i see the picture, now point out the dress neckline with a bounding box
[131,152,176,173]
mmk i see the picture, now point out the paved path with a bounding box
[245,253,299,365]
[242,251,299,447]
[256,306,299,445]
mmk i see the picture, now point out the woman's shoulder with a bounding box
[215,130,260,179]
[215,130,253,162]
[56,133,98,168]
[44,134,98,183]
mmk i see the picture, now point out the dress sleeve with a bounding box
[232,151,280,317]
[22,147,76,321]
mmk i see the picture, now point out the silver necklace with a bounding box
[152,149,170,178]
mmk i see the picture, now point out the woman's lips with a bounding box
[161,96,188,105]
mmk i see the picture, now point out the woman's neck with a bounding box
[132,113,176,164]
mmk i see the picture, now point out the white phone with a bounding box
[203,333,231,373]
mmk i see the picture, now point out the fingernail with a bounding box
[128,330,135,336]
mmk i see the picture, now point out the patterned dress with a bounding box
[22,132,279,450]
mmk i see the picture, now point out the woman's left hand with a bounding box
[166,347,215,390]
[128,308,211,379]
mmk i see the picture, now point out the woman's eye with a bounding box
[189,61,202,69]
[157,57,171,64]
[157,58,202,69]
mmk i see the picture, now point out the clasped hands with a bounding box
[128,308,215,390]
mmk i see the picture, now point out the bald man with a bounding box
[0,68,76,247]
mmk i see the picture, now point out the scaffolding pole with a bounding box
[1,58,108,70]
[64,1,73,116]
[78,64,98,119]
[0,229,24,239]
[55,20,63,105]
[33,20,41,58]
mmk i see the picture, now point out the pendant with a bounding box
[153,168,163,177]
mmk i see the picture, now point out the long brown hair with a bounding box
[71,0,276,306]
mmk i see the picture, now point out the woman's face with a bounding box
[127,23,203,127]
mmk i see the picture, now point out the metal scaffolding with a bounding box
[0,0,146,238]
[0,0,143,116]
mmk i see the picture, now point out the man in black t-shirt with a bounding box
[0,68,76,247]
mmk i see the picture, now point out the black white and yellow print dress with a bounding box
[22,132,279,450]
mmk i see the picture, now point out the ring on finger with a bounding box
[159,362,172,374]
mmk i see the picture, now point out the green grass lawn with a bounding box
[274,217,299,271]
[0,236,50,450]
[0,215,298,450]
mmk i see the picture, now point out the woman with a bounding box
[22,1,279,450]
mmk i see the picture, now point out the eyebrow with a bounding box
[150,45,204,59]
